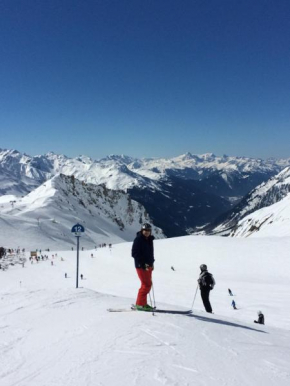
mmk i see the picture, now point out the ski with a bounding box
[107,306,155,312]
[153,309,192,315]
[107,307,192,315]
[107,308,135,312]
[131,304,192,314]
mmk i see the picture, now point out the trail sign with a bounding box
[71,224,85,235]
[71,223,85,288]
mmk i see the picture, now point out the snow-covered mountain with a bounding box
[1,148,289,196]
[128,151,289,180]
[0,149,160,194]
[1,148,290,237]
[0,149,48,195]
[0,174,164,249]
[230,192,290,237]
[207,167,290,236]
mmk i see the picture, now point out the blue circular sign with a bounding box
[71,223,85,233]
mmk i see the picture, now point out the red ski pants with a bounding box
[136,267,153,306]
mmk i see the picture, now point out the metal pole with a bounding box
[76,236,80,288]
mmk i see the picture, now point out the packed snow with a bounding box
[1,235,290,386]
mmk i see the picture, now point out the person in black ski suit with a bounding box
[131,223,155,311]
[0,247,6,259]
[198,264,215,313]
[254,311,265,325]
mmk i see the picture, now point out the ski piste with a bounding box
[107,306,193,315]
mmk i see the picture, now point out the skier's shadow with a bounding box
[189,314,267,333]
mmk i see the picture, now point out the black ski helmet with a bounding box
[200,264,207,271]
[141,223,152,231]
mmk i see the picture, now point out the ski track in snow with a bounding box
[1,237,290,385]
[1,288,290,386]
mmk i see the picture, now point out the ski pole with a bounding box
[191,283,199,310]
[149,291,155,316]
[151,280,156,309]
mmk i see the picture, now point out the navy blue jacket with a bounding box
[131,232,155,269]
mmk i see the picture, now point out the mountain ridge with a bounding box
[1,148,290,237]
[205,166,290,236]
[0,173,164,249]
[1,148,289,195]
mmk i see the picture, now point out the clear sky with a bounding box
[0,0,290,160]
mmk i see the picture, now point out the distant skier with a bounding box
[171,266,175,271]
[80,274,83,280]
[198,264,215,313]
[228,288,233,296]
[131,223,155,311]
[254,311,265,325]
[0,246,6,259]
[231,300,237,310]
[65,273,67,278]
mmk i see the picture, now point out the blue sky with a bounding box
[0,0,290,160]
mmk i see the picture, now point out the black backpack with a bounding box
[201,272,216,289]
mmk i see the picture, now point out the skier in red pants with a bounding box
[131,223,155,311]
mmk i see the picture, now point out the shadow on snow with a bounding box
[189,314,267,333]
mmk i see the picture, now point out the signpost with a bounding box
[71,223,85,288]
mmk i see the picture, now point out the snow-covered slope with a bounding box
[209,167,290,236]
[230,191,290,237]
[0,174,163,249]
[1,235,290,386]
